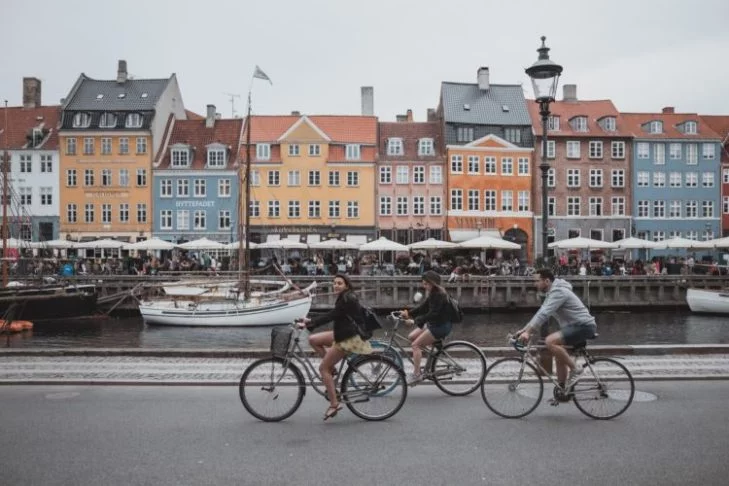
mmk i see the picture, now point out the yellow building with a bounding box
[58,60,185,245]
[243,115,378,245]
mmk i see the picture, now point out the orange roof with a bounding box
[242,115,378,144]
[620,112,722,140]
[701,115,729,141]
[526,99,631,137]
[185,109,205,120]
[157,118,244,169]
[0,105,61,150]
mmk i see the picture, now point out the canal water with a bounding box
[2,310,728,349]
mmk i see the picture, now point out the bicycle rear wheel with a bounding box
[340,355,407,421]
[430,341,486,396]
[239,357,305,422]
[572,357,635,420]
[347,340,404,397]
[480,357,543,419]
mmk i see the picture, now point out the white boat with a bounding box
[161,279,290,298]
[686,288,729,314]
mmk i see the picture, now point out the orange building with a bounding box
[446,134,534,262]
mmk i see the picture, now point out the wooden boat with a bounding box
[686,288,729,314]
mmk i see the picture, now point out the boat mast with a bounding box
[2,100,8,287]
[241,91,253,300]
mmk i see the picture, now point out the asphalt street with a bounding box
[1,381,728,485]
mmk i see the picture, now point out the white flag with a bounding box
[253,65,272,85]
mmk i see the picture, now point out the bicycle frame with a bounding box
[377,317,447,372]
[511,338,598,394]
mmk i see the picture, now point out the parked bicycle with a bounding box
[480,333,635,420]
[239,323,407,422]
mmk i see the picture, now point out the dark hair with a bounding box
[537,269,555,281]
[334,273,355,291]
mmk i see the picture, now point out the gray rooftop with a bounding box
[441,82,531,126]
[64,74,171,111]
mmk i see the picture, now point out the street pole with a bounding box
[540,100,550,268]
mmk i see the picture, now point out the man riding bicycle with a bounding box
[517,269,597,389]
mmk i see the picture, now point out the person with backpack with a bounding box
[400,270,453,386]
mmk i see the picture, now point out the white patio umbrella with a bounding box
[124,237,177,251]
[700,236,729,249]
[612,237,660,249]
[75,238,126,249]
[458,235,521,250]
[225,240,259,250]
[177,237,226,250]
[548,237,616,250]
[3,237,30,249]
[308,239,360,250]
[654,236,713,250]
[408,238,459,250]
[257,238,308,250]
[358,237,409,252]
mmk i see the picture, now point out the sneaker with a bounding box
[566,367,584,388]
[407,373,423,386]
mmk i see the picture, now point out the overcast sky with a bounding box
[3,0,729,121]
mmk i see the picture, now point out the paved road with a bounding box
[1,382,728,485]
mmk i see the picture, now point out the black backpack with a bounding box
[446,295,464,323]
[354,305,382,340]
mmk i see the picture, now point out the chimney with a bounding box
[427,108,436,122]
[116,60,128,84]
[361,86,374,116]
[477,67,490,91]
[206,104,216,128]
[563,84,577,102]
[406,109,413,122]
[396,114,407,122]
[291,110,301,116]
[22,77,42,109]
[662,106,675,114]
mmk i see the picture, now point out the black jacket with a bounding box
[308,289,361,342]
[410,288,449,328]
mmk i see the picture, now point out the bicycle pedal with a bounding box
[548,399,560,407]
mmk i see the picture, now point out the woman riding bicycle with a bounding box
[299,273,372,420]
[400,270,452,385]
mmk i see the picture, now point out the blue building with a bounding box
[153,106,243,244]
[624,109,723,256]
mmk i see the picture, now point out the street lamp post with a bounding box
[526,36,563,268]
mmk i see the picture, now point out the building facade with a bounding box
[153,106,243,243]
[58,60,186,244]
[528,86,633,258]
[701,116,729,236]
[377,119,445,244]
[623,108,722,254]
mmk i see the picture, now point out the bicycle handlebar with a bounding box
[507,333,528,353]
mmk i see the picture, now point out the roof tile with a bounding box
[0,105,62,150]
[441,82,531,126]
[157,118,244,170]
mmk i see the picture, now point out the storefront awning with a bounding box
[449,230,501,242]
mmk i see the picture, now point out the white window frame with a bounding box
[467,156,480,174]
[501,190,513,211]
[686,144,698,164]
[413,166,425,184]
[328,170,340,186]
[501,158,513,176]
[653,200,665,218]
[517,191,529,211]
[418,138,434,156]
[256,144,271,160]
[218,210,231,230]
[611,196,625,216]
[429,196,442,215]
[308,144,321,156]
[547,168,556,188]
[484,156,497,175]
[347,171,359,187]
[119,203,129,223]
[396,196,408,216]
[566,141,581,159]
[347,201,359,219]
[288,170,301,186]
[611,169,624,188]
[589,197,603,216]
[637,142,649,159]
[703,144,716,160]
[669,200,682,218]
[685,200,698,218]
[379,166,392,184]
[177,179,189,197]
[160,210,173,230]
[387,138,404,156]
[345,144,361,160]
[429,166,442,184]
[567,168,580,188]
[288,144,300,156]
[518,157,529,176]
[379,196,392,216]
[412,196,425,215]
[589,169,603,188]
[193,209,205,229]
[702,172,715,188]
[171,149,190,167]
[637,200,650,218]
[72,113,91,128]
[467,190,480,211]
[484,190,496,211]
[588,141,603,159]
[685,172,698,188]
[125,113,143,128]
[308,200,321,218]
[207,149,226,167]
[653,172,666,188]
[654,143,665,165]
[450,189,463,211]
[669,143,682,159]
[288,200,301,219]
[450,155,463,173]
[669,172,682,188]
[567,197,581,216]
[177,210,189,230]
[396,166,409,184]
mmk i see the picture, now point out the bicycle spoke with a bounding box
[481,358,543,419]
[431,342,486,396]
[572,357,635,420]
[239,358,305,422]
[341,356,407,421]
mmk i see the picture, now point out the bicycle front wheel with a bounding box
[239,357,305,422]
[480,357,543,419]
[430,341,486,396]
[340,355,407,421]
[347,340,404,397]
[572,357,635,420]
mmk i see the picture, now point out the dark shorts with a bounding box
[560,324,597,346]
[426,322,453,340]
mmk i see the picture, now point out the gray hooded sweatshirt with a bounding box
[524,279,596,333]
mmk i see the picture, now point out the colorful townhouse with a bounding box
[622,108,723,252]
[243,115,378,245]
[527,85,633,258]
[0,78,61,242]
[153,105,244,243]
[700,116,729,237]
[377,114,446,244]
[58,60,186,244]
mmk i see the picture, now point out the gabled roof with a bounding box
[440,82,531,126]
[378,121,444,161]
[63,73,172,111]
[243,115,378,144]
[185,110,205,120]
[621,112,722,140]
[0,105,61,150]
[155,118,244,170]
[701,115,729,143]
[277,116,331,142]
[526,99,632,137]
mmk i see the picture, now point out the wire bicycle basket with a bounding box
[270,327,293,358]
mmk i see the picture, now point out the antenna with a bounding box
[224,92,242,118]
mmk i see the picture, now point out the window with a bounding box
[589,141,603,159]
[589,169,603,188]
[467,190,480,211]
[249,201,260,218]
[571,117,588,132]
[702,172,715,188]
[649,121,663,134]
[119,203,129,223]
[137,137,147,155]
[219,210,231,230]
[724,197,729,214]
[543,140,555,159]
[567,197,581,216]
[653,172,666,188]
[288,200,301,218]
[669,201,681,218]
[72,113,91,128]
[19,187,31,205]
[637,143,649,159]
[171,148,189,167]
[218,179,230,197]
[637,171,649,187]
[418,138,434,156]
[177,210,189,230]
[451,189,463,210]
[413,196,425,215]
[654,143,665,165]
[101,169,112,186]
[702,201,714,218]
[307,170,320,186]
[518,191,529,211]
[684,121,697,134]
[670,143,681,159]
[308,144,320,156]
[347,201,359,218]
[637,200,650,218]
[83,137,94,155]
[429,165,442,183]
[66,137,76,155]
[40,187,52,206]
[566,141,581,158]
[611,197,625,216]
[484,156,496,174]
[125,113,143,128]
[429,196,442,215]
[504,128,521,143]
[685,172,698,187]
[379,166,391,184]
[256,144,271,160]
[501,190,513,211]
[160,210,172,230]
[484,190,496,211]
[345,144,360,160]
[547,197,556,216]
[396,166,409,184]
[329,201,340,218]
[703,144,715,160]
[413,166,425,184]
[669,230,682,239]
[268,200,280,218]
[119,169,129,187]
[467,156,480,174]
[669,172,682,188]
[84,169,94,186]
[347,171,359,186]
[102,204,112,224]
[67,204,77,223]
[268,170,280,186]
[724,168,729,184]
[611,169,624,188]
[379,196,392,216]
[308,200,321,218]
[119,137,129,155]
[501,158,513,175]
[548,116,560,131]
[686,144,698,164]
[589,197,603,216]
[136,169,147,187]
[101,137,112,155]
[602,117,616,132]
[567,169,580,187]
[19,154,31,173]
[456,127,474,142]
[177,179,189,197]
[193,209,205,229]
[518,158,529,176]
[652,231,665,242]
[653,200,665,218]
[288,144,300,156]
[610,141,625,159]
[84,203,94,223]
[685,201,698,218]
[703,229,714,241]
[207,149,225,167]
[40,154,52,173]
[450,155,463,173]
[397,196,408,215]
[193,179,206,197]
[328,170,340,186]
[135,203,147,224]
[387,138,403,155]
[250,170,260,186]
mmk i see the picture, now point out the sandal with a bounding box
[323,403,343,421]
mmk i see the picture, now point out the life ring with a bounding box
[1,320,34,333]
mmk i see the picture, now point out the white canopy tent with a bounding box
[612,237,660,250]
[257,238,308,250]
[123,237,177,251]
[177,237,226,250]
[29,239,76,249]
[75,238,126,249]
[700,236,729,249]
[458,235,521,250]
[548,237,617,250]
[654,237,713,250]
[308,239,360,250]
[408,238,459,251]
[358,237,409,252]
[225,240,259,250]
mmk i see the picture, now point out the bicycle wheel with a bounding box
[572,357,635,420]
[239,357,305,422]
[430,341,486,396]
[340,355,407,421]
[347,340,404,397]
[480,357,543,419]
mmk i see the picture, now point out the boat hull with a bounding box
[686,288,729,314]
[0,285,98,321]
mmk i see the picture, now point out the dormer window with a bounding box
[684,121,697,134]
[99,113,117,128]
[600,117,616,132]
[548,116,560,131]
[649,120,663,134]
[418,138,434,156]
[207,147,226,167]
[171,146,191,168]
[570,116,588,132]
[72,113,91,128]
[387,138,404,156]
[256,143,271,160]
[346,144,361,160]
[125,113,143,128]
